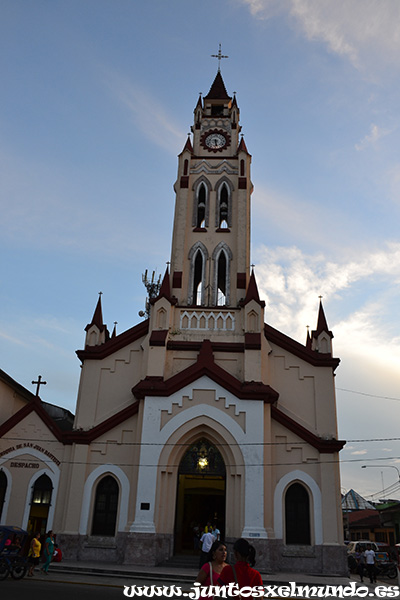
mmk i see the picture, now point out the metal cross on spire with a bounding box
[211,44,228,72]
[32,375,47,397]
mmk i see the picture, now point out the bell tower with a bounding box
[170,68,253,307]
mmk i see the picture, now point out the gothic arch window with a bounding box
[184,159,189,176]
[92,475,119,537]
[192,178,211,229]
[179,439,226,476]
[0,471,7,521]
[215,178,233,229]
[31,474,53,506]
[188,242,208,306]
[285,482,311,545]
[240,159,245,177]
[212,242,232,306]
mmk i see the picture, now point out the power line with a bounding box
[2,435,400,446]
[2,454,400,469]
[337,388,400,402]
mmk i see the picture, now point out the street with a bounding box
[1,577,124,599]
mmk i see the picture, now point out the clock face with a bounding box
[205,133,226,149]
[200,129,230,152]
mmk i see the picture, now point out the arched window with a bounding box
[192,179,210,229]
[184,159,189,176]
[188,242,208,306]
[193,250,204,305]
[217,252,227,305]
[285,483,311,545]
[197,184,206,228]
[31,474,53,506]
[215,179,232,229]
[240,159,245,177]
[0,471,7,521]
[92,476,119,537]
[212,243,232,306]
[218,184,229,228]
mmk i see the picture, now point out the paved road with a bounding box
[1,577,129,599]
[1,573,193,600]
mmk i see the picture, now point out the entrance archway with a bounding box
[27,474,53,536]
[174,438,225,553]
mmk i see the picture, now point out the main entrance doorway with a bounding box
[174,438,226,553]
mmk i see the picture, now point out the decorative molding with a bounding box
[180,310,235,331]
[274,470,322,545]
[79,464,130,535]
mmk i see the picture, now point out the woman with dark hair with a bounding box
[41,530,55,575]
[218,538,263,589]
[195,540,228,593]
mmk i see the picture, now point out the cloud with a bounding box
[103,69,185,153]
[241,0,400,72]
[355,124,391,151]
[254,241,400,341]
[351,450,368,455]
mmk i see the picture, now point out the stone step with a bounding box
[162,554,200,569]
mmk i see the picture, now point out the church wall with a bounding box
[267,419,345,573]
[74,339,145,429]
[0,412,64,531]
[0,379,29,424]
[267,342,338,437]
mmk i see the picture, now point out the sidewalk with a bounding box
[37,562,399,600]
[49,559,352,585]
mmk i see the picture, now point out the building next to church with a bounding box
[0,69,346,574]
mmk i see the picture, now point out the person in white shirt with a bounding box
[199,530,215,568]
[364,544,376,583]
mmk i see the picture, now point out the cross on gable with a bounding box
[32,375,47,397]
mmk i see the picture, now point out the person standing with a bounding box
[41,530,55,575]
[195,540,228,597]
[27,533,41,577]
[355,548,365,583]
[365,544,376,584]
[199,529,216,568]
[218,538,263,589]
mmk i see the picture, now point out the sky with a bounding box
[1,0,400,503]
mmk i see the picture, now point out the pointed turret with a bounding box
[243,269,265,308]
[156,266,172,302]
[179,135,193,155]
[89,295,104,331]
[306,327,312,350]
[311,299,333,354]
[238,135,249,154]
[84,294,109,347]
[204,71,231,101]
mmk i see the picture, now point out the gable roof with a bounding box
[132,339,278,402]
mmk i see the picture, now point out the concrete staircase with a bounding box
[161,554,200,570]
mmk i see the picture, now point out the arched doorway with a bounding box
[27,474,53,536]
[174,438,226,553]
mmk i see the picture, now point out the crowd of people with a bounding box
[1,529,62,577]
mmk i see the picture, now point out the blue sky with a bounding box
[1,0,400,501]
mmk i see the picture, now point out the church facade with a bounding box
[0,71,346,574]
